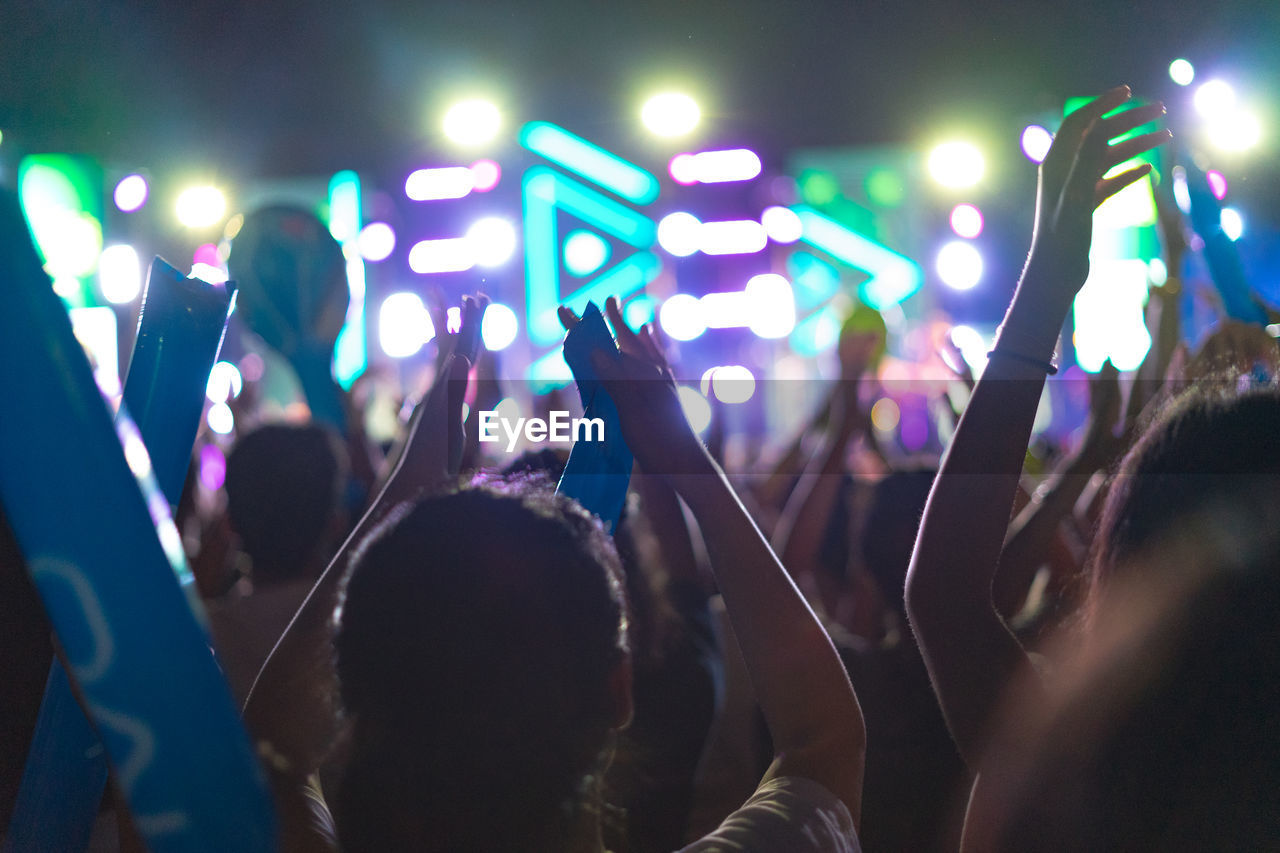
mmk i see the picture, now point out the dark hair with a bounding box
[862,468,937,616]
[224,424,348,583]
[332,486,628,853]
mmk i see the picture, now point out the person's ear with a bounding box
[607,652,633,731]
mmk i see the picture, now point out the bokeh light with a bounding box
[949,203,984,238]
[442,99,502,146]
[207,402,234,436]
[466,217,518,267]
[1020,125,1054,163]
[1193,79,1236,120]
[379,292,434,357]
[409,238,474,273]
[761,206,803,243]
[705,365,756,404]
[927,141,985,188]
[357,222,396,261]
[657,211,702,257]
[113,174,149,212]
[660,293,707,341]
[745,273,796,338]
[669,148,762,183]
[98,244,142,304]
[1206,170,1229,200]
[470,159,502,191]
[481,302,519,351]
[1169,58,1195,86]
[641,93,701,137]
[870,397,901,433]
[1221,207,1244,241]
[405,166,474,201]
[205,361,243,404]
[563,229,611,276]
[698,220,768,255]
[676,385,712,434]
[199,444,226,492]
[175,186,227,228]
[936,240,984,290]
[1207,110,1262,152]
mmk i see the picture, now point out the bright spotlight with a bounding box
[1193,79,1237,120]
[1148,258,1168,286]
[470,159,502,191]
[1207,110,1262,152]
[98,244,142,304]
[442,99,502,146]
[113,174,148,212]
[357,222,396,262]
[1169,58,1195,86]
[761,206,803,243]
[928,141,985,188]
[659,293,707,341]
[657,211,702,257]
[936,240,983,290]
[481,302,519,351]
[405,166,474,201]
[745,273,796,339]
[205,361,243,404]
[1206,170,1229,200]
[466,217,518,267]
[1020,125,1054,163]
[641,92,701,138]
[409,238,474,274]
[949,203,984,238]
[676,385,712,434]
[563,229,611,277]
[379,292,435,357]
[706,365,756,404]
[175,186,227,228]
[207,402,235,436]
[1220,207,1244,241]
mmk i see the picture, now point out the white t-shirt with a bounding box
[679,776,862,852]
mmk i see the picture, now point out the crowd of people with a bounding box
[5,85,1280,851]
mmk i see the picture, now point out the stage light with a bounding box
[936,240,983,290]
[379,292,434,357]
[761,206,803,243]
[113,174,148,212]
[657,212,702,257]
[927,141,984,188]
[676,385,712,434]
[705,365,756,404]
[698,219,768,255]
[467,217,518,267]
[175,186,227,228]
[408,237,475,273]
[470,159,501,191]
[520,121,660,204]
[481,302,519,351]
[949,203,984,238]
[405,166,474,201]
[563,229,611,276]
[357,222,396,261]
[870,397,900,433]
[207,402,234,435]
[623,296,656,328]
[1206,170,1229,200]
[864,168,905,207]
[199,444,226,492]
[669,148,762,184]
[1169,58,1195,86]
[205,361,243,404]
[442,98,501,146]
[447,307,462,334]
[68,306,120,397]
[641,93,700,138]
[949,324,990,373]
[1172,167,1191,213]
[1221,207,1244,241]
[660,293,706,341]
[1207,109,1261,152]
[1148,258,1168,286]
[98,244,142,304]
[1193,79,1236,120]
[1020,125,1054,163]
[793,206,923,310]
[239,352,265,382]
[745,273,796,339]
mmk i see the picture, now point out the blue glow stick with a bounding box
[556,302,633,532]
[0,190,276,852]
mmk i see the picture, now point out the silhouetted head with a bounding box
[224,423,348,584]
[332,486,631,853]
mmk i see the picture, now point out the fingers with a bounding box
[1098,102,1165,143]
[604,296,643,354]
[1058,85,1132,145]
[557,305,581,331]
[1095,164,1152,207]
[1103,129,1172,171]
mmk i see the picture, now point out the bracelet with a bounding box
[987,348,1059,375]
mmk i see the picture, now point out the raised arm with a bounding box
[905,86,1169,767]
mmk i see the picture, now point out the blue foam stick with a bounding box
[1184,161,1267,325]
[0,190,276,852]
[556,302,633,532]
[8,257,240,850]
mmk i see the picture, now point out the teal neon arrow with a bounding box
[791,205,922,310]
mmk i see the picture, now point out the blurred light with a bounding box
[949,324,990,373]
[357,222,396,261]
[239,351,265,382]
[495,396,521,423]
[702,365,756,404]
[98,244,142,303]
[207,402,234,435]
[1148,258,1168,285]
[1172,167,1191,213]
[927,141,985,188]
[442,99,501,146]
[870,397,900,433]
[328,170,361,244]
[193,243,220,267]
[68,307,120,397]
[122,429,152,479]
[1207,110,1262,152]
[405,166,474,201]
[379,292,434,357]
[936,240,983,290]
[175,186,227,228]
[865,168,905,207]
[641,93,700,138]
[42,213,102,279]
[563,229,611,276]
[199,444,226,492]
[745,273,796,338]
[446,306,463,334]
[761,206,803,243]
[660,293,706,341]
[657,211,702,257]
[676,385,712,433]
[623,295,656,329]
[408,237,474,273]
[52,277,80,299]
[669,148,762,184]
[481,302,519,351]
[1193,79,1236,120]
[1020,126,1054,163]
[698,219,767,255]
[949,203,984,238]
[466,217,518,267]
[470,159,501,191]
[223,213,245,241]
[19,157,104,281]
[1206,170,1229,200]
[1074,259,1152,372]
[1221,207,1244,241]
[794,206,922,310]
[113,174,148,212]
[189,263,229,284]
[206,361,243,404]
[1267,324,1280,338]
[520,121,660,204]
[1169,58,1195,86]
[801,171,840,205]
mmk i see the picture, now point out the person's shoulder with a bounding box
[678,775,862,853]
